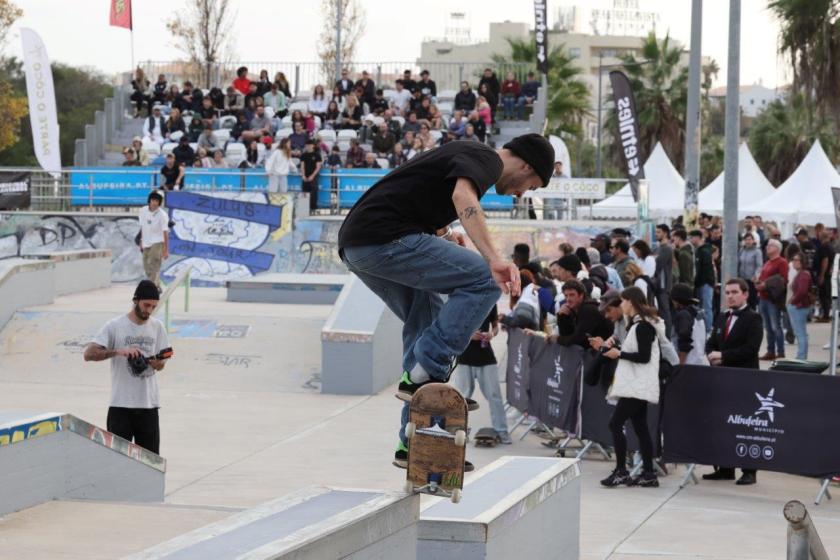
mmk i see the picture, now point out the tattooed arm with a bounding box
[452,178,521,295]
[84,344,141,362]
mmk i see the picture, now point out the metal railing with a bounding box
[784,500,830,560]
[137,60,534,96]
[155,264,192,334]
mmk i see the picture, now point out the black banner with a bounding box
[663,365,840,479]
[609,71,644,203]
[506,329,532,412]
[528,338,581,432]
[533,0,548,75]
[0,171,31,210]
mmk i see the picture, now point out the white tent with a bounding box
[699,143,776,216]
[591,143,685,219]
[744,139,840,227]
[549,135,571,172]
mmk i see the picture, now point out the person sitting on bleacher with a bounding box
[233,66,251,96]
[371,89,389,115]
[389,142,407,168]
[244,82,261,109]
[372,124,395,157]
[427,104,443,130]
[288,121,308,158]
[164,108,185,141]
[391,80,412,116]
[335,68,353,96]
[468,110,487,143]
[355,70,376,109]
[274,72,293,99]
[230,112,249,143]
[330,85,345,111]
[208,87,225,113]
[415,96,432,121]
[131,137,150,166]
[187,114,204,142]
[309,84,328,120]
[173,135,195,167]
[359,152,381,169]
[262,82,285,117]
[250,105,273,140]
[383,109,401,138]
[175,81,200,114]
[340,94,363,130]
[402,111,420,135]
[324,100,341,130]
[517,71,540,121]
[462,124,481,143]
[197,126,218,153]
[400,130,416,151]
[256,69,271,96]
[408,89,423,114]
[417,122,437,150]
[194,147,213,168]
[143,106,167,146]
[122,147,142,166]
[454,81,476,112]
[345,138,365,168]
[400,69,416,93]
[447,110,466,138]
[152,74,168,108]
[223,87,244,115]
[211,149,229,169]
[198,96,218,129]
[165,84,179,111]
[417,70,437,100]
[130,67,152,118]
[240,140,262,169]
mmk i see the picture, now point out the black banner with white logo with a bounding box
[609,71,645,203]
[663,365,840,478]
[506,329,532,412]
[533,0,549,74]
[0,171,31,210]
[528,338,581,432]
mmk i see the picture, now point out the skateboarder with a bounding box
[338,134,554,468]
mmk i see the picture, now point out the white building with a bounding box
[708,83,785,118]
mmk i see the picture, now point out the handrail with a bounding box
[154,265,192,333]
[784,500,830,560]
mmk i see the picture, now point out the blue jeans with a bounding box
[502,96,516,119]
[516,96,531,120]
[759,299,785,356]
[698,283,714,334]
[786,304,809,360]
[341,233,501,444]
[453,364,509,435]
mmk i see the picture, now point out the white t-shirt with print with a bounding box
[92,314,169,408]
[139,206,169,249]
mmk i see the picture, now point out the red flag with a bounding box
[109,0,132,30]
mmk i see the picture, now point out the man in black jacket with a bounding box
[454,82,477,112]
[553,279,614,347]
[691,229,716,334]
[705,277,764,485]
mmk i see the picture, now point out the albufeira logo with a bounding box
[727,388,784,427]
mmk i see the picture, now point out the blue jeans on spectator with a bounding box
[516,96,532,120]
[698,283,714,334]
[453,364,509,436]
[502,96,516,120]
[759,298,785,356]
[341,233,501,445]
[786,304,809,360]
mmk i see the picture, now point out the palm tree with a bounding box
[492,38,590,137]
[607,32,688,172]
[701,59,719,98]
[748,93,838,185]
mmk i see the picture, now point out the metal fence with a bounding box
[137,60,534,97]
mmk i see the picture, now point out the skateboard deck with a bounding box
[404,383,468,503]
[473,427,500,447]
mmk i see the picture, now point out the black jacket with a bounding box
[705,307,763,369]
[556,300,613,348]
[454,90,476,112]
[695,243,716,287]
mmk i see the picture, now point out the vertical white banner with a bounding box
[21,28,61,174]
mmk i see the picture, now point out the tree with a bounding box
[0,0,22,48]
[701,59,719,97]
[0,0,26,153]
[748,94,838,185]
[0,60,112,166]
[606,33,688,173]
[491,38,590,137]
[166,0,236,88]
[317,0,366,84]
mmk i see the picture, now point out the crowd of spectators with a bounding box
[127,65,541,193]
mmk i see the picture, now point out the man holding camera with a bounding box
[83,280,170,454]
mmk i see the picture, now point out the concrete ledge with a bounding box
[0,258,56,329]
[320,274,402,395]
[0,411,165,516]
[418,456,581,560]
[226,273,349,305]
[47,249,112,296]
[125,486,419,560]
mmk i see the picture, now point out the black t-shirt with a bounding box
[301,150,322,178]
[816,243,835,278]
[459,306,498,366]
[338,142,503,249]
[160,164,180,187]
[798,240,816,269]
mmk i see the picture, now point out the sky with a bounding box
[4,0,787,88]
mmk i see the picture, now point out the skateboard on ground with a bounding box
[473,427,500,447]
[404,383,468,503]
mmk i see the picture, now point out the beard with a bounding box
[133,303,150,321]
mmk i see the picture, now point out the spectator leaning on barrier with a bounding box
[670,283,708,366]
[137,191,169,288]
[453,305,511,444]
[786,252,812,360]
[122,147,141,167]
[160,154,184,190]
[599,287,663,488]
[551,279,613,347]
[266,138,294,193]
[300,139,323,213]
[705,278,763,486]
[83,280,170,455]
[755,238,788,361]
[814,229,834,322]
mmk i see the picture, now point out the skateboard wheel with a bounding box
[405,422,416,440]
[450,489,462,503]
[404,480,415,494]
[454,430,467,447]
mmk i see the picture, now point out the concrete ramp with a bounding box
[0,410,165,516]
[321,274,402,395]
[226,273,350,305]
[125,486,419,560]
[419,456,581,559]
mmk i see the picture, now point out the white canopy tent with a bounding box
[744,139,840,228]
[591,143,685,219]
[549,135,571,172]
[699,143,776,216]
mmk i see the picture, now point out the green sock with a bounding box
[396,440,408,453]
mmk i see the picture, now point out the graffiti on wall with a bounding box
[0,415,62,446]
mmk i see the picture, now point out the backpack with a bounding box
[639,275,660,308]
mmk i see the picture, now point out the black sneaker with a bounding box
[600,469,631,487]
[465,398,479,412]
[396,371,435,402]
[629,471,659,488]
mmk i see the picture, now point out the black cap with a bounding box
[795,227,809,237]
[671,283,699,305]
[134,279,160,301]
[503,133,555,188]
[590,233,609,244]
[513,243,530,258]
[557,255,582,275]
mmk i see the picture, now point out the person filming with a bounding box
[598,287,663,488]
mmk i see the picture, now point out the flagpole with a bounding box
[130,0,135,71]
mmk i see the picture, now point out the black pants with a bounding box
[819,279,831,319]
[609,397,654,473]
[130,91,151,115]
[715,467,756,478]
[107,407,160,454]
[302,180,318,211]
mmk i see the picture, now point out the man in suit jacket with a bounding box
[705,277,764,485]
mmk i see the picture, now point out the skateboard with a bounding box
[473,427,500,447]
[403,383,468,503]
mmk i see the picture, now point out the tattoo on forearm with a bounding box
[460,206,480,220]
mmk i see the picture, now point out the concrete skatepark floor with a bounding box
[1,284,840,559]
